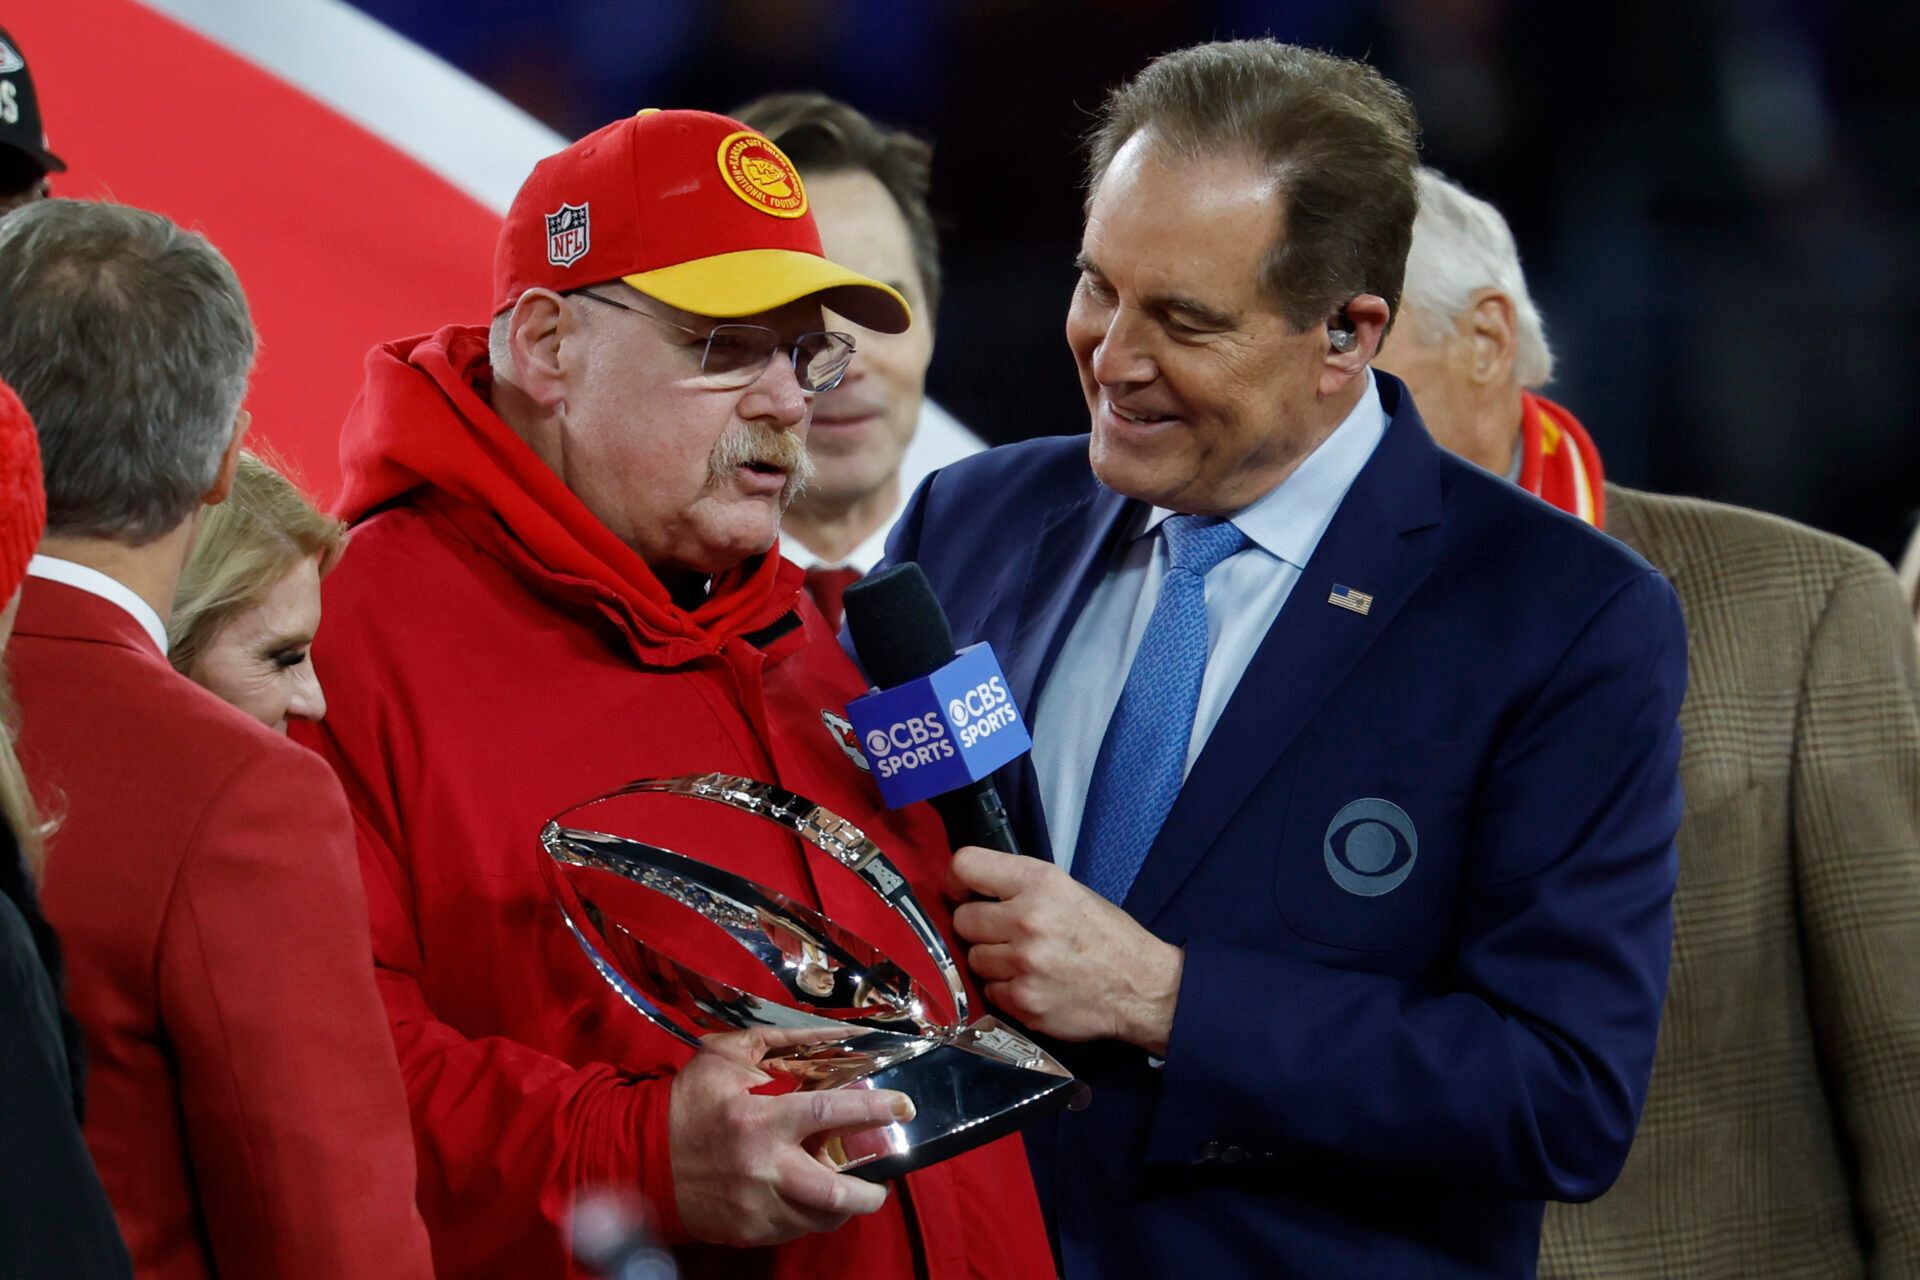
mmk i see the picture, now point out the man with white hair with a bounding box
[1377,167,1920,1279]
[1373,170,1603,521]
[300,108,1051,1279]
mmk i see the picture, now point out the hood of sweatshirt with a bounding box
[336,324,805,666]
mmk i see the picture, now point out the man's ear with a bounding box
[200,408,250,506]
[1319,293,1391,396]
[507,289,573,411]
[1465,288,1518,387]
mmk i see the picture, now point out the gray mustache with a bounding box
[708,421,816,506]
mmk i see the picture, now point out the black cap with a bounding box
[0,26,66,175]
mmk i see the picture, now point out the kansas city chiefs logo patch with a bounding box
[821,710,869,772]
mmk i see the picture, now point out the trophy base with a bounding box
[813,1017,1091,1181]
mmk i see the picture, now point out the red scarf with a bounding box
[1518,391,1606,527]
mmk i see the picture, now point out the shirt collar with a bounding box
[1140,368,1389,570]
[779,505,897,576]
[27,555,171,656]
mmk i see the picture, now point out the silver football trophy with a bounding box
[540,773,1088,1181]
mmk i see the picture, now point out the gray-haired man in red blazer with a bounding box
[0,198,432,1280]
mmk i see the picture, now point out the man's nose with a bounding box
[745,349,811,427]
[1088,308,1157,387]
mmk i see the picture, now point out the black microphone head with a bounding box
[844,562,957,688]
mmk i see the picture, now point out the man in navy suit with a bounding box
[881,40,1688,1278]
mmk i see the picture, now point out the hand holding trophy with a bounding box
[540,773,1089,1183]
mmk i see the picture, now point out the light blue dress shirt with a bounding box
[1030,372,1389,872]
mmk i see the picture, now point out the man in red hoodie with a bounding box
[299,109,1054,1279]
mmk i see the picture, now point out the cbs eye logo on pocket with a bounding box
[1323,798,1418,897]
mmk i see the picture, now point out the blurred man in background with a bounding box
[730,92,941,629]
[888,40,1687,1278]
[0,25,62,215]
[1369,171,1604,526]
[1376,167,1920,1279]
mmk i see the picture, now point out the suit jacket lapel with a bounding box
[1124,387,1446,923]
[993,482,1134,864]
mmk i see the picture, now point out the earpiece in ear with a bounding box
[1328,305,1358,353]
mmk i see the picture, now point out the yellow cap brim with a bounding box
[625,248,911,334]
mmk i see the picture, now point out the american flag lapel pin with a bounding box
[1327,583,1374,615]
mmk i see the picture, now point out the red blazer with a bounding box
[11,578,433,1280]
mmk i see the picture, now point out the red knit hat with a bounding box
[493,108,910,333]
[0,379,43,606]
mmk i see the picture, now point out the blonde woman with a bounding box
[0,378,130,1276]
[170,451,346,732]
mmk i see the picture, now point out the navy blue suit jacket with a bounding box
[879,375,1687,1279]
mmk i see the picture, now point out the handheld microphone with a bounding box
[843,564,1026,854]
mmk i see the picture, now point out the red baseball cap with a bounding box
[493,108,910,333]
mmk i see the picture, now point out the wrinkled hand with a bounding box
[950,846,1183,1055]
[669,1027,914,1247]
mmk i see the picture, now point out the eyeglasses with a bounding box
[572,290,857,394]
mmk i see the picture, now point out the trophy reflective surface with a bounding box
[539,773,1089,1181]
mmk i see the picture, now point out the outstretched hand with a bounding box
[669,1026,914,1247]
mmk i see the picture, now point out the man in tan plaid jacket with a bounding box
[1376,167,1920,1278]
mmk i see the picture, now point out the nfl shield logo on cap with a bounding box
[545,202,590,268]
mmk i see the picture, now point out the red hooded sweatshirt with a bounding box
[298,326,1053,1280]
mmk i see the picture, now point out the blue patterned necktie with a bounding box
[1074,514,1248,904]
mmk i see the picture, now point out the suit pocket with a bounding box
[1275,738,1478,951]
